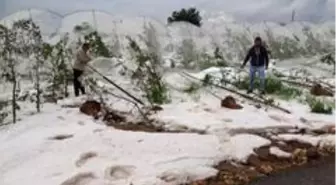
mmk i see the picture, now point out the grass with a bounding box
[305,95,334,114]
[234,75,302,100]
[145,79,170,105]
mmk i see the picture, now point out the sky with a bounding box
[1,0,335,22]
[0,0,5,16]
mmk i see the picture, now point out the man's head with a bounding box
[82,43,90,52]
[254,37,262,47]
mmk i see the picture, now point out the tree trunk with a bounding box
[62,58,69,98]
[10,64,16,123]
[64,70,69,97]
[36,61,41,112]
[52,74,56,100]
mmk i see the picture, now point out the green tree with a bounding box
[0,24,18,123]
[12,19,44,112]
[167,7,202,27]
[84,31,111,57]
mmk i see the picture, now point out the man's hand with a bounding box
[240,64,245,69]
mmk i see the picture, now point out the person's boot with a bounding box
[247,89,253,94]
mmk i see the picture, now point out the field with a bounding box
[0,9,335,185]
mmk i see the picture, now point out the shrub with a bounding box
[84,31,111,57]
[43,35,73,99]
[167,7,202,27]
[202,74,213,86]
[306,96,333,114]
[197,47,228,70]
[178,38,198,68]
[126,36,169,105]
[320,53,335,74]
[73,22,94,35]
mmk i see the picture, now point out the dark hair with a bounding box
[254,37,262,42]
[82,43,90,49]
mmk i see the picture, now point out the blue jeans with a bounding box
[249,66,265,91]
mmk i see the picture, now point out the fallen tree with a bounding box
[87,65,144,105]
[179,71,291,114]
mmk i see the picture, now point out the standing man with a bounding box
[73,43,92,97]
[241,36,269,95]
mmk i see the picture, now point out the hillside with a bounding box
[1,9,334,69]
[3,0,334,21]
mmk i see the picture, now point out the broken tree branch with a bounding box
[88,65,144,105]
[180,71,291,114]
[177,73,222,100]
[280,76,335,93]
[279,78,313,88]
[85,77,149,121]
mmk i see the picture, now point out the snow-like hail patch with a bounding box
[189,67,240,82]
[57,96,89,107]
[278,134,321,146]
[0,99,288,185]
[0,61,334,184]
[276,134,335,147]
[269,146,292,158]
[0,104,227,185]
[0,9,61,36]
[318,135,335,148]
[222,134,271,163]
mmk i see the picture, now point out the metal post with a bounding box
[28,8,33,21]
[92,9,98,31]
[291,10,295,22]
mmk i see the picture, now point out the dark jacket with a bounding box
[243,46,269,67]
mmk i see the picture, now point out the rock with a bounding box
[221,96,243,109]
[80,100,102,119]
[310,83,333,97]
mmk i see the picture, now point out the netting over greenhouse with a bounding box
[0,9,62,37]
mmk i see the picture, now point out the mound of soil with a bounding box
[221,96,243,109]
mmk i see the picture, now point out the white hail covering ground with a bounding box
[0,7,335,185]
[0,60,335,185]
[0,103,272,185]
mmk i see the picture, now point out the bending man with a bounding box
[73,43,92,97]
